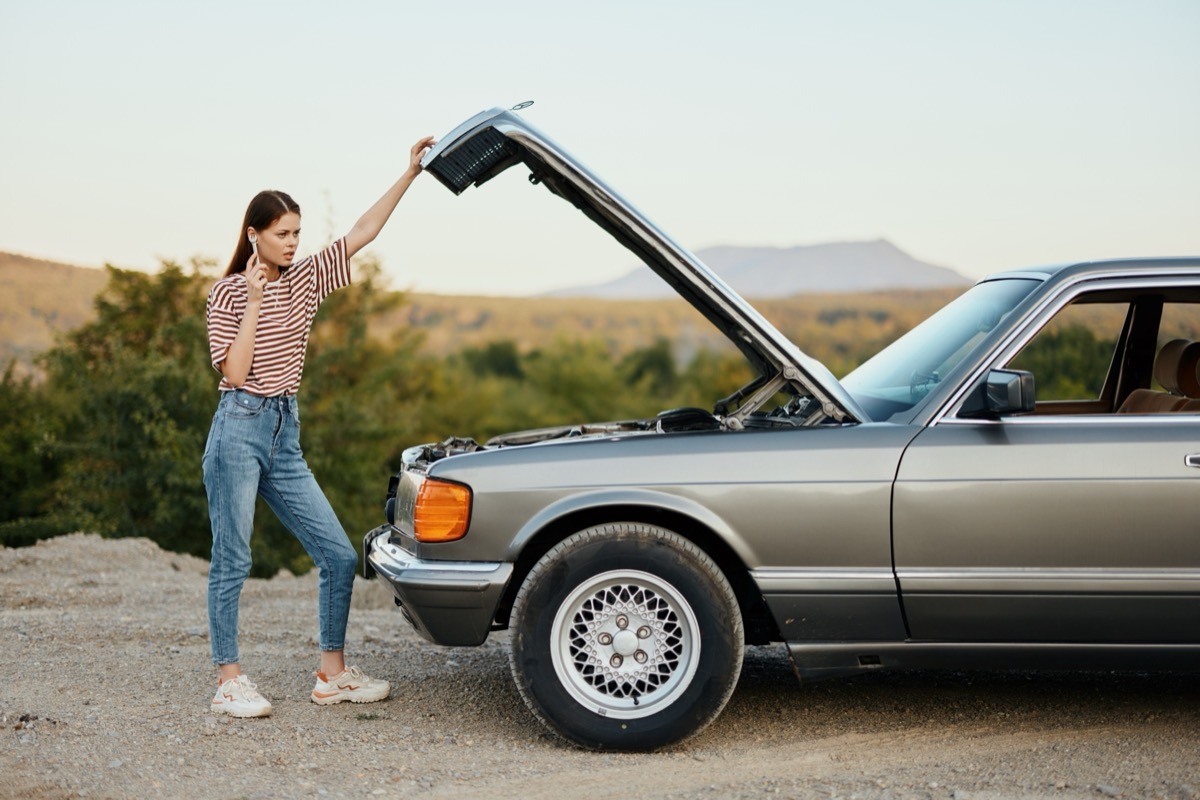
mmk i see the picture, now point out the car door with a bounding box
[892,281,1200,644]
[894,415,1200,643]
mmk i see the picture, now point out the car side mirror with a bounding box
[985,369,1036,416]
[958,369,1037,419]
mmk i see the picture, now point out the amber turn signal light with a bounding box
[413,478,472,542]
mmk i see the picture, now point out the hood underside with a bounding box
[422,106,865,425]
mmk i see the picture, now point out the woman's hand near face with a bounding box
[244,255,268,304]
[221,255,266,386]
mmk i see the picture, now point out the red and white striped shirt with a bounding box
[206,237,351,396]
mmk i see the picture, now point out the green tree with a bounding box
[676,349,753,409]
[6,257,442,576]
[1009,324,1116,401]
[0,365,67,546]
[461,340,523,379]
[620,337,678,397]
[36,262,214,555]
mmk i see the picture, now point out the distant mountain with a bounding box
[544,239,969,298]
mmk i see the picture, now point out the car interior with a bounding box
[1007,289,1200,415]
[1116,338,1200,413]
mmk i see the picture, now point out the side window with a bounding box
[1007,301,1125,402]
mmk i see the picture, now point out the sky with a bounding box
[1,0,1197,296]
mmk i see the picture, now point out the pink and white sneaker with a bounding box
[310,665,390,705]
[210,674,272,718]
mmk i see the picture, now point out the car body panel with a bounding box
[753,567,908,641]
[419,424,917,567]
[890,267,1200,646]
[896,412,1200,644]
[370,424,919,646]
[788,642,1200,681]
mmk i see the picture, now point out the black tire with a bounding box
[508,523,744,751]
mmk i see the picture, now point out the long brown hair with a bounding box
[223,190,301,277]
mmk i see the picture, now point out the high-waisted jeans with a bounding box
[202,389,357,666]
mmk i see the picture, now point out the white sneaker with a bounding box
[310,665,390,705]
[210,675,272,718]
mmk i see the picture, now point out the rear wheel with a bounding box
[509,523,744,751]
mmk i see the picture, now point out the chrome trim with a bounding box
[933,274,1200,425]
[369,538,505,576]
[898,567,1200,594]
[977,270,1057,282]
[937,412,1200,426]
[421,108,507,168]
[751,567,897,594]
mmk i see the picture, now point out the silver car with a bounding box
[364,105,1200,751]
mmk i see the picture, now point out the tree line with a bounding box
[0,261,1110,576]
[0,261,762,576]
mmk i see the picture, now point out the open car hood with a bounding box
[423,106,865,425]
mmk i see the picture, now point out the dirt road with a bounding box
[2,535,1197,799]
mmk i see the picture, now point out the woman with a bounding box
[203,135,436,718]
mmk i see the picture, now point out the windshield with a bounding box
[841,277,1041,420]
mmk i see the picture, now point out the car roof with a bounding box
[983,257,1200,283]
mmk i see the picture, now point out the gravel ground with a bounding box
[2,534,1198,800]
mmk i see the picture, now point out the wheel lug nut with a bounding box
[636,626,651,639]
[610,654,623,668]
[615,615,628,629]
[597,632,613,646]
[634,650,648,664]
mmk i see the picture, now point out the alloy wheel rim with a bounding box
[549,569,700,720]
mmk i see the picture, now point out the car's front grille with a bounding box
[426,127,519,195]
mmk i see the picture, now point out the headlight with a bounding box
[413,477,472,542]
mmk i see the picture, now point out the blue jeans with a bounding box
[202,389,358,666]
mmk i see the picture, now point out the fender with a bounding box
[506,487,760,566]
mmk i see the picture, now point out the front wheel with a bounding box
[509,523,744,751]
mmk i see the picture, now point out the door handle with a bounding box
[1186,454,1200,468]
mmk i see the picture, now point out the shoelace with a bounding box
[313,666,373,686]
[233,676,262,698]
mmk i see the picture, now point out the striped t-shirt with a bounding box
[206,237,351,396]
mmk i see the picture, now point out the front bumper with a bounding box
[362,525,513,647]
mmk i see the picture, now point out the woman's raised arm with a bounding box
[344,135,436,259]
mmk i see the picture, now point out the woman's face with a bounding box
[250,212,301,268]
